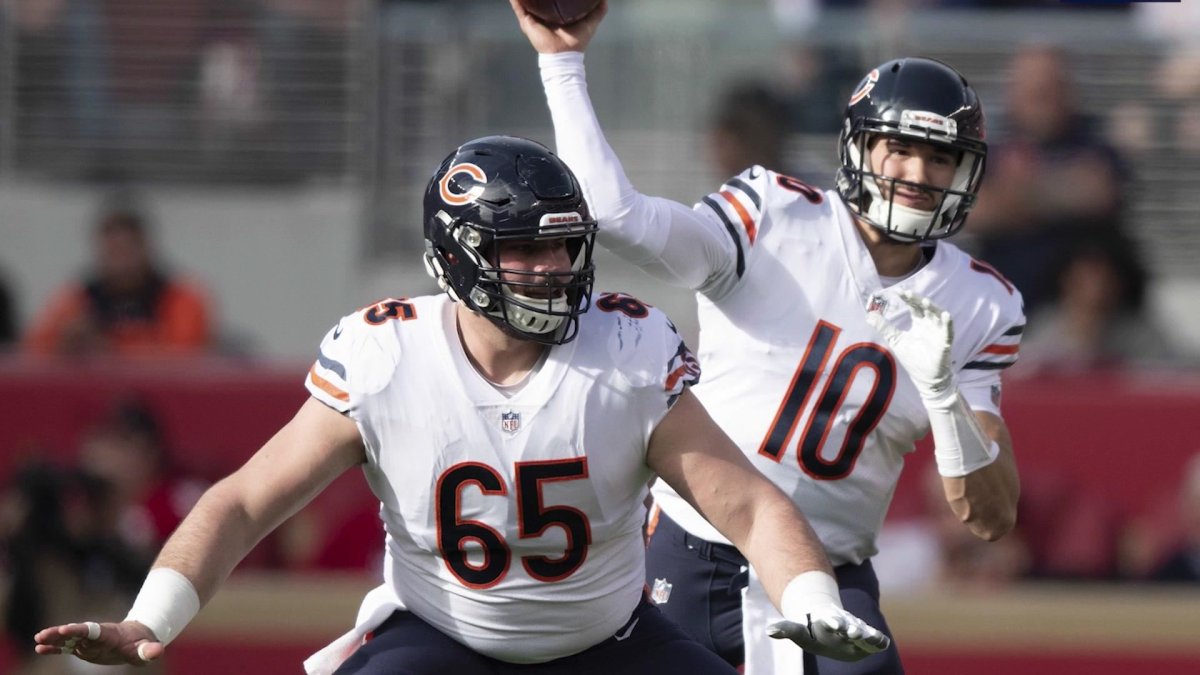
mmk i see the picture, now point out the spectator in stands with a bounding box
[1149,452,1200,583]
[1016,231,1184,374]
[76,400,209,557]
[1,462,149,674]
[774,44,852,136]
[969,44,1127,315]
[72,398,316,572]
[708,81,793,181]
[22,202,214,358]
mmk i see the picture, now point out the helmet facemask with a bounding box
[424,209,597,346]
[473,222,596,344]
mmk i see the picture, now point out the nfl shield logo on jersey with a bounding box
[501,411,521,433]
[867,294,889,314]
[650,578,673,605]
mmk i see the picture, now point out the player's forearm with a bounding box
[941,425,1019,541]
[539,52,724,289]
[119,477,268,647]
[151,476,274,605]
[734,489,835,609]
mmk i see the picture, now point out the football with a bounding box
[518,0,601,27]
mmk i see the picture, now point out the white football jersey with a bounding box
[649,167,1025,566]
[304,293,699,663]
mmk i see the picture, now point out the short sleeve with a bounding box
[692,165,773,299]
[599,293,701,431]
[958,296,1025,417]
[305,305,401,418]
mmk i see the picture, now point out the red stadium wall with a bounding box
[4,360,1197,528]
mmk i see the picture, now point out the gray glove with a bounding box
[767,609,891,662]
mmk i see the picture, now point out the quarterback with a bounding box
[33,136,888,674]
[514,1,1024,673]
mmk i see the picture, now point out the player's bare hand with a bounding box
[34,620,164,666]
[866,289,955,402]
[510,0,607,54]
[767,607,891,662]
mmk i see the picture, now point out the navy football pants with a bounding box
[333,596,738,675]
[646,511,904,674]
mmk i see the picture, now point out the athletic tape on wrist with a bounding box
[780,570,842,622]
[125,567,200,646]
[929,391,999,477]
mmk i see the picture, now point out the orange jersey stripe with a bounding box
[664,365,691,392]
[982,344,1020,355]
[719,190,757,244]
[645,503,661,540]
[309,365,350,402]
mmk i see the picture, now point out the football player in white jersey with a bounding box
[513,2,1024,674]
[33,136,890,674]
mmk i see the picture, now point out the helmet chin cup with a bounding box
[499,288,568,336]
[858,169,939,241]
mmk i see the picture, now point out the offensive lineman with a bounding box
[33,136,888,674]
[513,2,1024,674]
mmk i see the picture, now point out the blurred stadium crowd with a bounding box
[2,0,1200,672]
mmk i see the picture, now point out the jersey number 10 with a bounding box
[757,320,896,480]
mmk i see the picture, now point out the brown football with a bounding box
[518,0,601,27]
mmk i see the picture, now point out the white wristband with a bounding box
[928,391,999,478]
[779,570,842,622]
[125,567,201,646]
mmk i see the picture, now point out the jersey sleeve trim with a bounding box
[664,343,701,408]
[964,313,1024,371]
[317,350,347,379]
[962,360,1014,371]
[718,190,757,244]
[727,177,762,210]
[308,365,350,402]
[700,195,746,278]
[981,343,1019,355]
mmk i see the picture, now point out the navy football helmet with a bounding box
[423,136,597,345]
[836,57,987,242]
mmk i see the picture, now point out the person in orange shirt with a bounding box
[23,206,213,357]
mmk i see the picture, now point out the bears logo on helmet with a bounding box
[438,163,487,206]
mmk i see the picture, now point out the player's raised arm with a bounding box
[645,389,890,662]
[510,0,739,294]
[34,397,366,665]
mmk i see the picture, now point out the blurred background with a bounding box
[1,0,1199,673]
